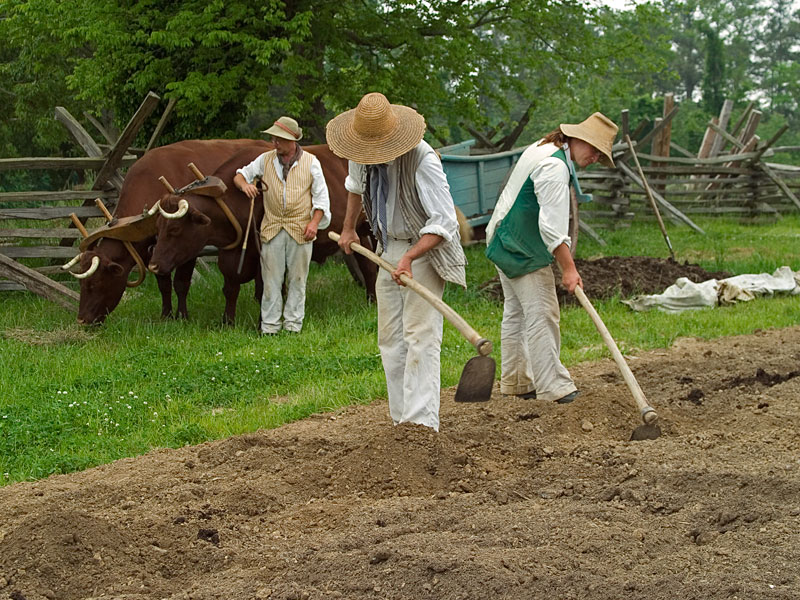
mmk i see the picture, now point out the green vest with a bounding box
[485,149,570,279]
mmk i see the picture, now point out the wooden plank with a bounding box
[0,190,117,203]
[620,109,629,139]
[730,101,754,137]
[669,141,696,159]
[578,219,607,246]
[617,161,705,233]
[0,156,138,171]
[709,99,734,157]
[632,151,767,165]
[0,206,105,220]
[748,124,789,165]
[0,252,79,309]
[759,163,800,211]
[697,116,718,160]
[0,246,79,258]
[0,228,83,239]
[54,107,125,192]
[708,120,745,150]
[95,91,160,187]
[617,107,679,163]
[738,110,762,145]
[659,94,674,158]
[83,111,116,144]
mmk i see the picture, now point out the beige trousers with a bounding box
[377,238,444,431]
[259,229,313,333]
[497,265,577,401]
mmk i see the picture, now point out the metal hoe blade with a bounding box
[630,423,662,441]
[454,355,496,403]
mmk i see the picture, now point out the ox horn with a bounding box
[158,198,190,219]
[62,254,82,271]
[69,255,100,279]
[144,200,161,216]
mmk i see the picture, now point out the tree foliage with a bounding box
[0,0,798,166]
[0,0,670,154]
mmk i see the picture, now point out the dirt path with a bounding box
[2,326,799,600]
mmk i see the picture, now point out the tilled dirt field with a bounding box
[2,326,799,600]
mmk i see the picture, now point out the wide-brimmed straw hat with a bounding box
[326,92,426,164]
[559,112,618,167]
[263,116,303,141]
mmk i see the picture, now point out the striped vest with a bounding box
[259,150,315,244]
[363,143,467,288]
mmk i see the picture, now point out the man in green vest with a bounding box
[485,112,618,404]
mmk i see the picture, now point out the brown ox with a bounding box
[71,139,271,324]
[148,144,377,325]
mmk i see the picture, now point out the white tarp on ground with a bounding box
[622,266,800,313]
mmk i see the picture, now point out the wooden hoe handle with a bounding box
[328,231,492,357]
[574,286,658,425]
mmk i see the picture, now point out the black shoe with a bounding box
[556,390,579,404]
[515,390,537,399]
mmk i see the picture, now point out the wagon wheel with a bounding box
[569,187,579,258]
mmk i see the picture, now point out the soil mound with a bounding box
[479,255,731,305]
[2,327,800,600]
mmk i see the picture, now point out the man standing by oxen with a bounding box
[327,92,466,432]
[233,117,331,335]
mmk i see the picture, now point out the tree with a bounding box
[1,0,670,153]
[700,24,725,115]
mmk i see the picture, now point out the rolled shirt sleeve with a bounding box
[309,154,331,230]
[532,157,572,253]
[235,153,267,184]
[345,161,366,196]
[414,150,458,242]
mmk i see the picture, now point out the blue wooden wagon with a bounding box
[437,139,525,227]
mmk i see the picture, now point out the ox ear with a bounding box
[190,212,212,226]
[107,261,125,277]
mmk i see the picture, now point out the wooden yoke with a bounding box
[81,198,150,287]
[184,163,242,250]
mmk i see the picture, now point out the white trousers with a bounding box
[377,238,444,431]
[260,229,313,333]
[497,265,577,401]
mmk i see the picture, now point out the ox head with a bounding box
[68,246,129,324]
[148,194,212,275]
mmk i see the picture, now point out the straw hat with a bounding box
[559,112,618,167]
[263,116,303,141]
[326,92,426,164]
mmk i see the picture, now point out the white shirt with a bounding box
[236,150,331,230]
[344,141,457,242]
[486,141,571,254]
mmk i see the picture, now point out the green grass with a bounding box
[1,215,799,485]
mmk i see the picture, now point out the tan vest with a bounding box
[259,150,315,244]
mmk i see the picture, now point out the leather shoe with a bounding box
[515,390,537,399]
[556,390,580,404]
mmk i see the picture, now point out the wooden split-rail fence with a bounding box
[0,91,176,309]
[1,91,799,309]
[577,94,800,241]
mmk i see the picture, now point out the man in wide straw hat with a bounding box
[327,92,466,432]
[233,116,331,334]
[485,112,618,404]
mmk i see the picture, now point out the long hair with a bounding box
[538,129,569,147]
